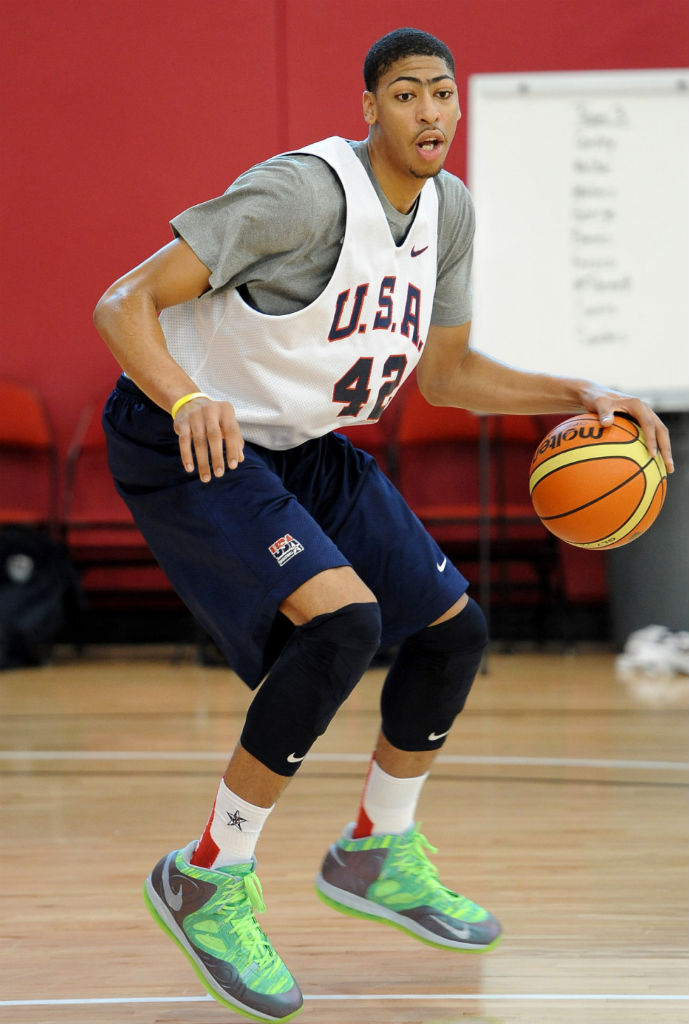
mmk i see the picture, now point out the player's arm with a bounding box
[418,323,674,471]
[93,238,244,482]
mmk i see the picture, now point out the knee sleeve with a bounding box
[380,595,488,751]
[241,601,381,776]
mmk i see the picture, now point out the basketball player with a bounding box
[93,27,673,1022]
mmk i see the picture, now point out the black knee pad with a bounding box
[241,601,381,776]
[380,595,488,751]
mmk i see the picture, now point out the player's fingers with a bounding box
[591,397,616,427]
[202,421,228,478]
[630,404,658,452]
[174,398,245,481]
[191,430,213,483]
[640,411,674,472]
[219,411,244,470]
[616,400,672,469]
[657,421,674,472]
[176,427,196,474]
[203,409,244,474]
[594,396,675,474]
[173,399,215,481]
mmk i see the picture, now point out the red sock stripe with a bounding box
[352,751,376,838]
[190,785,220,867]
[353,806,374,839]
[191,831,220,867]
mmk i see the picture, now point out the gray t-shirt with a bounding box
[171,138,474,326]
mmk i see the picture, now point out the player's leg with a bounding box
[145,564,381,1024]
[104,384,378,1021]
[312,435,501,951]
[197,565,380,856]
[144,567,380,1024]
[366,592,470,783]
[145,566,381,1022]
[316,597,501,952]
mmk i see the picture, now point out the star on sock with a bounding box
[226,809,247,830]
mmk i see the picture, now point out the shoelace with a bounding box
[391,828,441,884]
[391,828,480,915]
[218,871,279,972]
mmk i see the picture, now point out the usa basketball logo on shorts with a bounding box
[269,533,304,566]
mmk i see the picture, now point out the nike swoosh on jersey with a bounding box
[411,245,429,257]
[287,752,306,763]
[436,557,447,572]
[427,729,451,741]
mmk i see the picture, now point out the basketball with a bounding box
[529,413,667,550]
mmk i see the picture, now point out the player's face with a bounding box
[363,54,460,203]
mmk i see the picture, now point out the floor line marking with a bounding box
[1,751,686,772]
[2,993,688,1007]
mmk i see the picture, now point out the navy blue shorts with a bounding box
[103,376,468,688]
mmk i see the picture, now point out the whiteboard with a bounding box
[468,69,689,411]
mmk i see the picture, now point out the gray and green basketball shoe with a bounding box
[144,842,302,1021]
[315,824,501,952]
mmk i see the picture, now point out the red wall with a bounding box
[2,0,687,455]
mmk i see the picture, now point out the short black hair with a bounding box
[363,27,455,93]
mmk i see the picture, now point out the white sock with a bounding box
[353,758,428,837]
[191,778,274,868]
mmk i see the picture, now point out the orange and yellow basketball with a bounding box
[529,413,667,550]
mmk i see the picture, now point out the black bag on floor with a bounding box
[0,525,79,668]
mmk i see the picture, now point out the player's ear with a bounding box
[362,90,377,125]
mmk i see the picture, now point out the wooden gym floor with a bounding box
[1,646,687,1024]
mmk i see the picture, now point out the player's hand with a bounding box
[173,396,245,482]
[580,385,674,473]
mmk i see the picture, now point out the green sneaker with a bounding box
[315,824,501,952]
[144,842,302,1021]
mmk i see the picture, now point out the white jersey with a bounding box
[160,136,439,450]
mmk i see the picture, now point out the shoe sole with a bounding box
[143,878,303,1023]
[314,873,501,953]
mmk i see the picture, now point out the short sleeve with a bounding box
[430,174,475,326]
[170,153,345,301]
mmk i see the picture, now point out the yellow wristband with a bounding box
[170,391,210,419]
